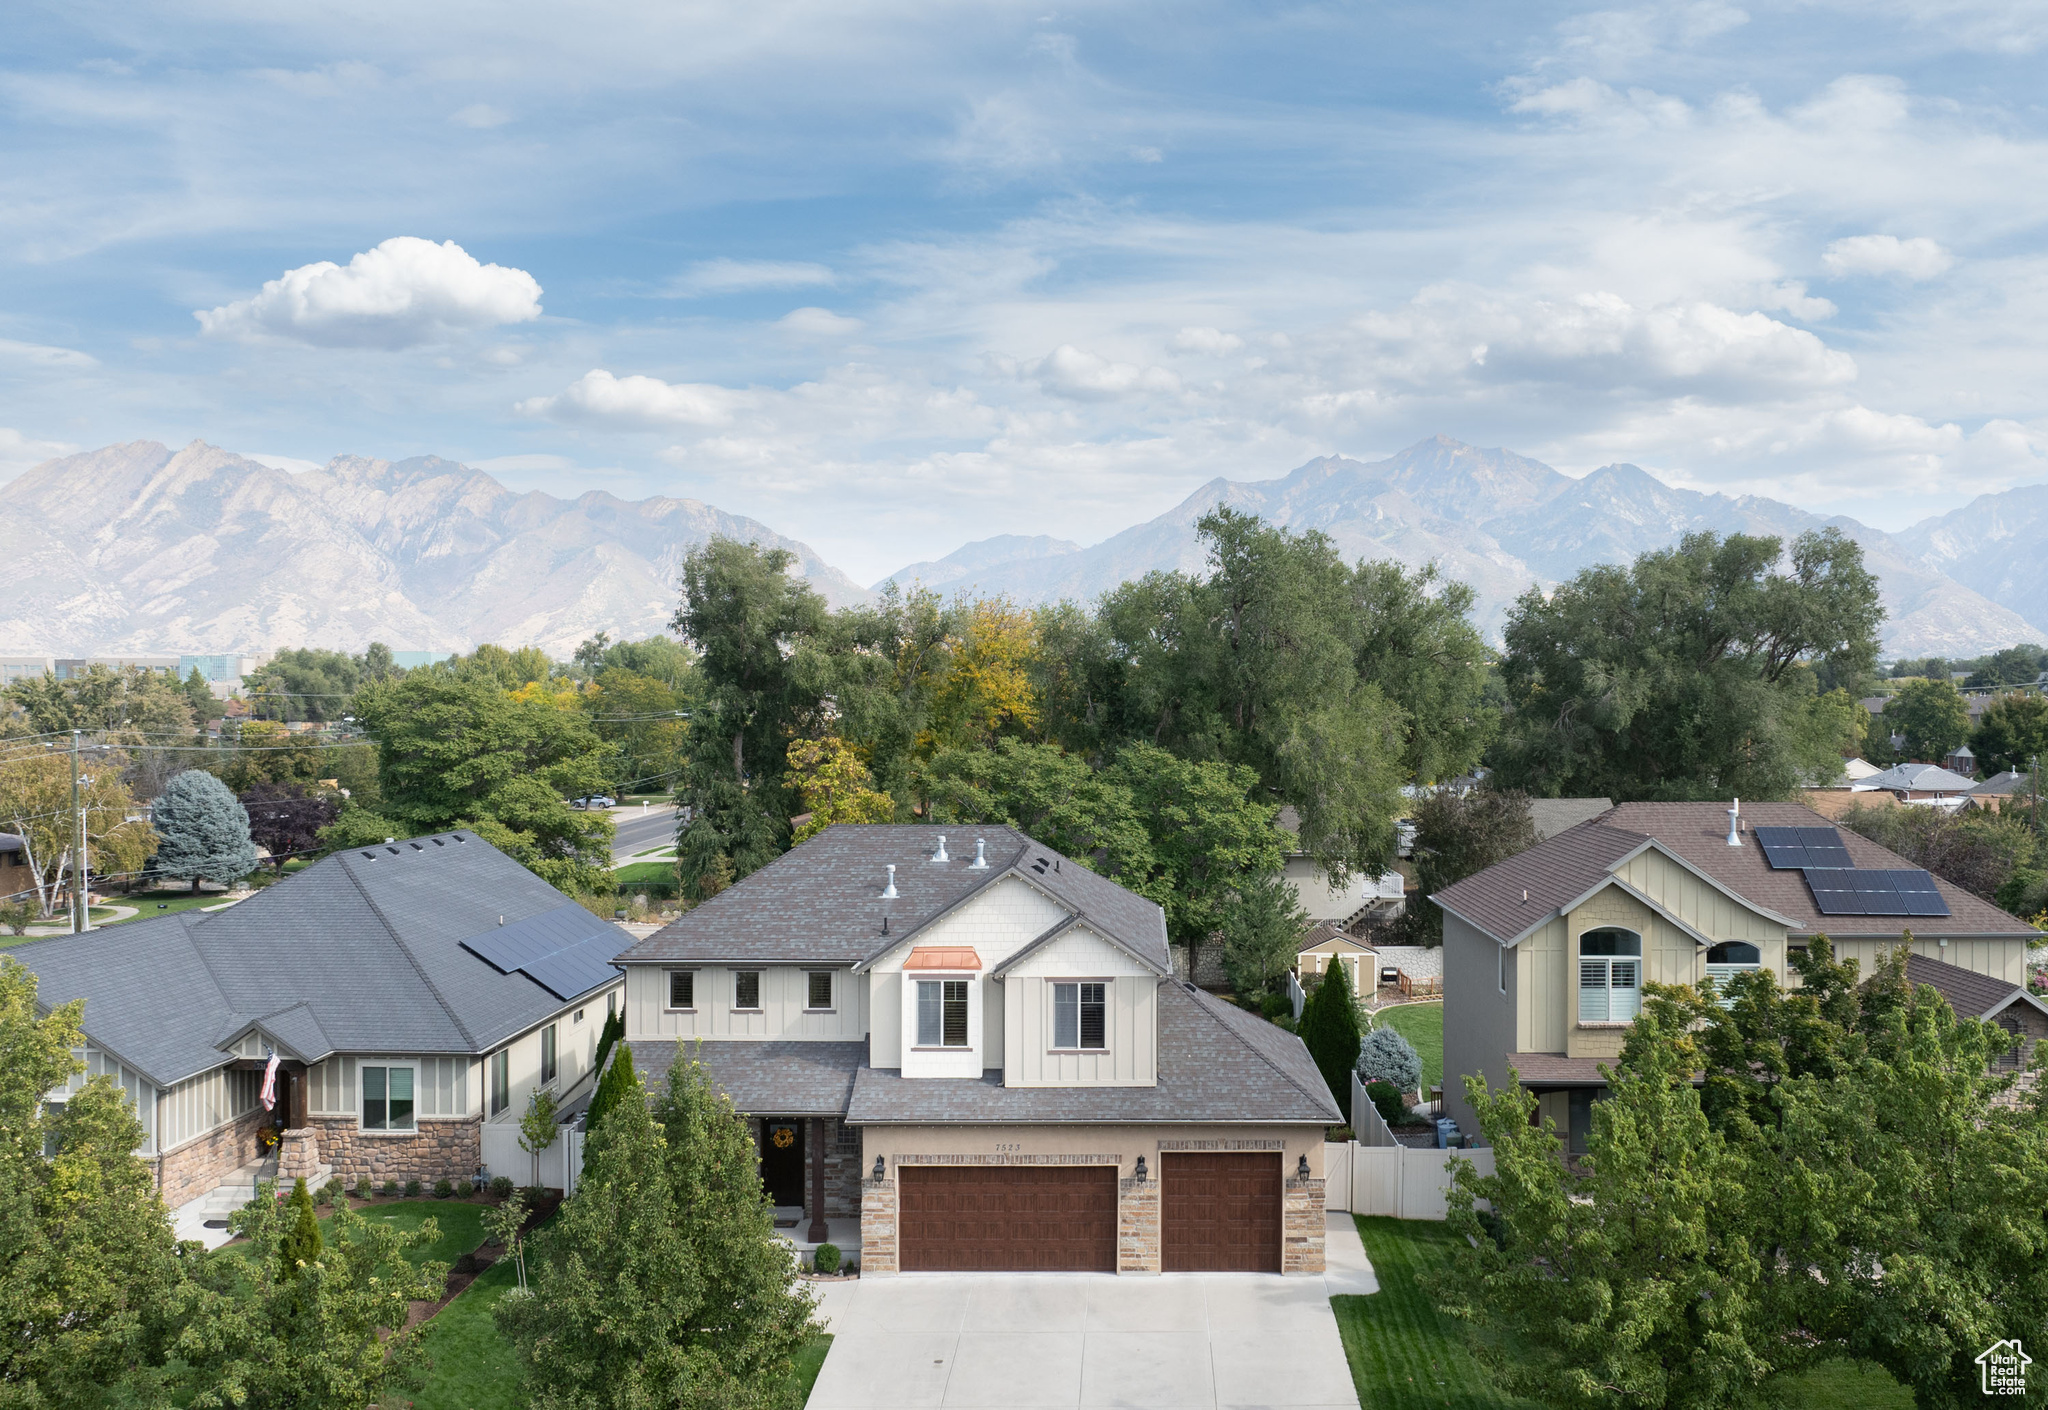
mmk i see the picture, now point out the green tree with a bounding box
[1965,643,2043,687]
[431,643,558,690]
[1839,801,2037,905]
[1493,528,1883,801]
[592,1006,625,1085]
[1295,968,1362,1119]
[1216,872,1308,1000]
[243,648,363,723]
[1883,676,1972,761]
[1972,689,2048,776]
[349,672,615,891]
[1348,559,1495,784]
[152,769,258,892]
[5,664,197,738]
[519,1086,559,1189]
[1400,787,1540,944]
[498,1050,817,1409]
[786,737,897,843]
[278,1177,322,1279]
[920,739,1157,890]
[582,1039,643,1175]
[587,665,693,794]
[481,1188,530,1290]
[183,667,223,723]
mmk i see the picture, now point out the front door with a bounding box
[758,1119,805,1206]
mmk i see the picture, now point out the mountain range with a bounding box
[6,435,2045,661]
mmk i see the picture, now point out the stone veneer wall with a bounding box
[309,1116,482,1186]
[860,1177,897,1274]
[1281,1176,1326,1274]
[1117,1170,1160,1273]
[157,1106,271,1209]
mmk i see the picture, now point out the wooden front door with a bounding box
[758,1119,805,1206]
[897,1165,1117,1272]
[1161,1152,1282,1272]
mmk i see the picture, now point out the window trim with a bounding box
[1498,942,1508,996]
[540,1022,558,1086]
[1049,979,1110,1052]
[913,977,972,1049]
[489,1049,510,1117]
[731,969,763,1013]
[804,969,836,1013]
[666,968,698,1013]
[362,1061,421,1134]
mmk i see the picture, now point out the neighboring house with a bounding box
[0,833,28,902]
[5,831,622,1209]
[1528,798,1615,841]
[1276,807,1405,928]
[1433,801,2039,1152]
[1901,954,2048,1073]
[1854,762,1980,806]
[1942,742,1979,778]
[1295,928,1445,1003]
[613,825,1340,1276]
[1972,771,2034,814]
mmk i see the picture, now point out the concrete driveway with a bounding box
[804,1215,1370,1410]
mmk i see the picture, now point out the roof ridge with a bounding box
[169,912,237,1017]
[1181,984,1333,1114]
[336,851,478,1049]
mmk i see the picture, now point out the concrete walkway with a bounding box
[805,1214,1370,1409]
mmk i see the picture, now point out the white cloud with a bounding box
[517,369,743,429]
[1173,326,1244,354]
[1025,345,1180,400]
[195,237,543,349]
[0,428,81,485]
[449,103,511,129]
[1821,234,1954,279]
[0,338,96,368]
[777,307,864,337]
[662,259,835,297]
[1756,281,1837,321]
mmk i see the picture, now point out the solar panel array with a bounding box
[1754,825,1855,870]
[461,903,622,1000]
[1801,867,1951,918]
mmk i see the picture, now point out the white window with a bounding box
[1578,929,1641,1023]
[540,1023,558,1085]
[668,970,695,1010]
[1052,982,1107,1050]
[1704,942,1761,1008]
[916,980,970,1047]
[362,1064,416,1131]
[733,970,762,1010]
[806,970,834,1011]
[489,1050,509,1116]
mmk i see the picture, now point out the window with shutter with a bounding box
[668,970,695,1010]
[1578,928,1642,1024]
[917,980,942,1046]
[806,970,833,1010]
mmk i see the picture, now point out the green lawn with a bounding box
[101,891,237,926]
[226,1198,489,1269]
[1374,1002,1444,1090]
[412,1254,525,1410]
[613,860,678,886]
[1338,1216,1915,1410]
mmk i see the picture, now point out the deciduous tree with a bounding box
[1882,676,1972,761]
[786,738,896,843]
[1972,689,2048,776]
[1399,787,1540,943]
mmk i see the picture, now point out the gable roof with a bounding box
[1435,801,2035,944]
[1858,763,1978,793]
[1973,771,2031,797]
[1904,953,2048,1024]
[5,831,624,1085]
[617,825,1171,975]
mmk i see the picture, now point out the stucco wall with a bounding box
[1444,911,1515,1134]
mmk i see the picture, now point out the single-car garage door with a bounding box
[1161,1152,1282,1272]
[898,1165,1117,1272]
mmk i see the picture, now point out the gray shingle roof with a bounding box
[617,825,1171,974]
[1904,954,2048,1023]
[1859,763,1979,793]
[4,831,624,1085]
[1528,798,1615,840]
[1432,817,1646,944]
[1973,771,2032,797]
[844,982,1340,1125]
[625,1039,865,1117]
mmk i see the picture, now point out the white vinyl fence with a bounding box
[480,1119,580,1194]
[1331,1068,1492,1219]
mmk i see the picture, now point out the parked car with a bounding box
[568,795,619,810]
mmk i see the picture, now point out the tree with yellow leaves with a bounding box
[0,747,156,917]
[927,597,1041,751]
[786,738,896,843]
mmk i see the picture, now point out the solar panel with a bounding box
[1801,867,1949,918]
[1890,870,1951,917]
[1796,826,1854,869]
[461,904,623,1000]
[521,933,624,1001]
[1804,868,1865,914]
[1756,826,1811,869]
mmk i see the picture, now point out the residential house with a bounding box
[1901,954,2048,1073]
[1,833,28,902]
[1942,742,1979,778]
[6,831,622,1209]
[1972,771,2034,814]
[1434,801,2039,1151]
[1855,761,1981,806]
[1276,806,1406,938]
[613,825,1340,1276]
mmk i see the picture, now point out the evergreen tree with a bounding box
[151,769,259,893]
[592,1006,625,1081]
[581,1040,641,1176]
[277,1178,322,1280]
[1296,969,1361,1117]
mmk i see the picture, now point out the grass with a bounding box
[412,1253,524,1410]
[613,860,678,886]
[225,1198,490,1269]
[1374,1002,1444,1090]
[790,1334,834,1403]
[1339,1217,1916,1410]
[99,890,238,925]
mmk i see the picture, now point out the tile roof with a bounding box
[616,825,1171,974]
[1904,954,2048,1023]
[845,982,1340,1125]
[625,1039,866,1117]
[1436,800,2034,944]
[4,831,624,1085]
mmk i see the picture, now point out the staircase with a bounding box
[193,1158,336,1221]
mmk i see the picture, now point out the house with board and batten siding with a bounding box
[1433,800,2044,1152]
[6,831,622,1212]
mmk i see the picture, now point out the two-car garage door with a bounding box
[896,1153,1281,1273]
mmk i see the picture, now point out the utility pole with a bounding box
[69,730,83,935]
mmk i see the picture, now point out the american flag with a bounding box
[260,1054,279,1112]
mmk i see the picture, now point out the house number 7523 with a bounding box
[993,1143,1021,1153]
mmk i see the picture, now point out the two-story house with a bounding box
[614,825,1339,1276]
[1435,800,2044,1150]
[7,831,622,1209]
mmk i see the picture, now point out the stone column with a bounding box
[1281,1174,1326,1274]
[860,1173,897,1275]
[278,1128,320,1183]
[1117,1163,1160,1273]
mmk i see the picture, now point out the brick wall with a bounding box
[1117,1170,1160,1273]
[860,1177,897,1275]
[311,1116,482,1186]
[157,1105,270,1208]
[1281,1176,1326,1274]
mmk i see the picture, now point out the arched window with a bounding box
[1578,928,1641,1023]
[1705,942,1762,1008]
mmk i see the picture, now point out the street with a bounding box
[609,803,678,863]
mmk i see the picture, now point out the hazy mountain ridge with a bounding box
[0,440,872,657]
[880,436,2043,657]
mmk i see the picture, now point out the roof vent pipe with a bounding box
[933,835,949,863]
[1726,798,1741,847]
[882,864,899,899]
[969,839,988,870]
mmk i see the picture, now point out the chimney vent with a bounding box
[1726,798,1742,847]
[933,835,949,863]
[882,864,899,899]
[969,839,989,870]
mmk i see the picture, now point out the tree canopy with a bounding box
[1881,676,1972,761]
[1971,689,2048,775]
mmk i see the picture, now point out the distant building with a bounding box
[0,656,54,686]
[391,651,455,670]
[54,655,179,680]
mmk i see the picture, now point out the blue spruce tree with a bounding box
[153,770,259,893]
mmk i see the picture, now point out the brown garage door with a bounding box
[1162,1152,1282,1272]
[898,1165,1117,1272]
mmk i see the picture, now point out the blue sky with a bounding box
[4,0,2047,581]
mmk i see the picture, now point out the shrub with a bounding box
[521,1185,548,1206]
[314,1181,334,1206]
[812,1242,841,1275]
[490,1175,515,1200]
[402,1179,419,1197]
[434,1178,453,1199]
[381,1179,401,1197]
[1365,1079,1407,1128]
[1356,1025,1423,1094]
[354,1177,372,1200]
[1297,969,1362,1115]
